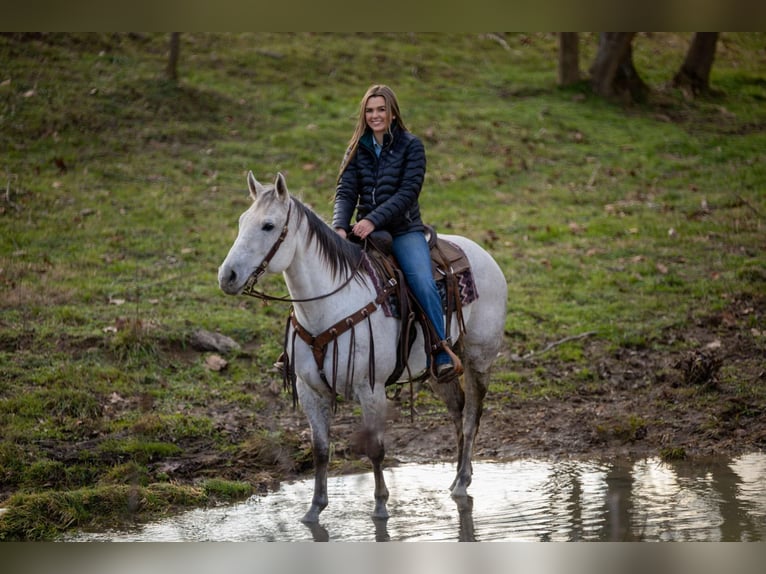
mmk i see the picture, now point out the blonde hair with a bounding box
[337,84,408,180]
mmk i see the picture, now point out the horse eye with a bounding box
[262,222,275,232]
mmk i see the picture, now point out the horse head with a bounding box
[218,171,296,295]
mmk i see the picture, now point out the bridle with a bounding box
[241,202,292,299]
[240,200,364,303]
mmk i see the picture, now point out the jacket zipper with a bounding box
[372,148,380,205]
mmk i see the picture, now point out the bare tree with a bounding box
[589,33,634,97]
[673,32,719,95]
[166,32,181,82]
[558,33,580,87]
[588,33,648,102]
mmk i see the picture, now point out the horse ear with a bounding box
[247,171,265,200]
[274,172,289,203]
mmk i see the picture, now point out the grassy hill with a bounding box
[1,32,764,539]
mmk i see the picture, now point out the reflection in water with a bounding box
[66,453,766,542]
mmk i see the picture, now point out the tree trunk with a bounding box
[558,33,580,87]
[589,32,649,102]
[166,32,181,82]
[612,37,650,102]
[673,32,719,95]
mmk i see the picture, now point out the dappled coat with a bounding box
[332,123,427,237]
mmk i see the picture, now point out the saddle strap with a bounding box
[431,241,468,338]
[291,302,377,371]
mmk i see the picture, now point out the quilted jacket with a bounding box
[332,124,426,237]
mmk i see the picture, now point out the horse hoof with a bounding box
[372,506,390,520]
[451,485,468,498]
[451,478,471,498]
[301,508,322,523]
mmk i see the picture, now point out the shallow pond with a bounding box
[68,453,766,542]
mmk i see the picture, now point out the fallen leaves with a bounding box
[568,221,585,234]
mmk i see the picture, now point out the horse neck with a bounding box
[282,219,372,330]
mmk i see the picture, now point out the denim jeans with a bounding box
[391,231,451,366]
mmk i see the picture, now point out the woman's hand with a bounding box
[335,227,347,239]
[351,219,376,240]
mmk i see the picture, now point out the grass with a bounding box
[1,32,765,539]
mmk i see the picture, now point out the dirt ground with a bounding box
[193,292,765,491]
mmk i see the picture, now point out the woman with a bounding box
[332,84,457,383]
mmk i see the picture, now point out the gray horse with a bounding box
[219,172,507,523]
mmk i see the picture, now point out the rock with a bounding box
[189,329,241,353]
[204,354,228,372]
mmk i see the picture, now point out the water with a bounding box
[67,453,766,542]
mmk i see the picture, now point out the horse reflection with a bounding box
[303,521,329,542]
[302,496,476,542]
[454,495,477,542]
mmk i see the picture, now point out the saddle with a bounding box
[362,226,470,386]
[366,226,471,283]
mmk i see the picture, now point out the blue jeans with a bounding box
[391,231,451,367]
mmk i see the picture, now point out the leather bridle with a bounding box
[241,202,292,299]
[240,201,364,303]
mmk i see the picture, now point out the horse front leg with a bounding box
[358,426,389,519]
[372,442,389,519]
[302,434,329,523]
[356,385,390,519]
[298,383,332,523]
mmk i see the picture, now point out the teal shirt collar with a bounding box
[360,125,398,154]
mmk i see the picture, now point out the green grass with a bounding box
[1,32,765,539]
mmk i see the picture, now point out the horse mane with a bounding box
[290,196,365,282]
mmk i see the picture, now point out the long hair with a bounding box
[337,84,408,181]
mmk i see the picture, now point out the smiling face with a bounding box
[365,95,393,143]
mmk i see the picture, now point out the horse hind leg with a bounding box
[450,362,489,497]
[427,370,466,490]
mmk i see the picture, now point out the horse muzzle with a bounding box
[218,263,245,295]
[218,261,266,296]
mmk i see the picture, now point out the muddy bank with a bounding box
[13,295,762,505]
[161,293,765,492]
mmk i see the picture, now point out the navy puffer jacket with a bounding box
[332,124,426,237]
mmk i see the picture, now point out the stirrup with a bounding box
[435,364,460,385]
[436,339,463,377]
